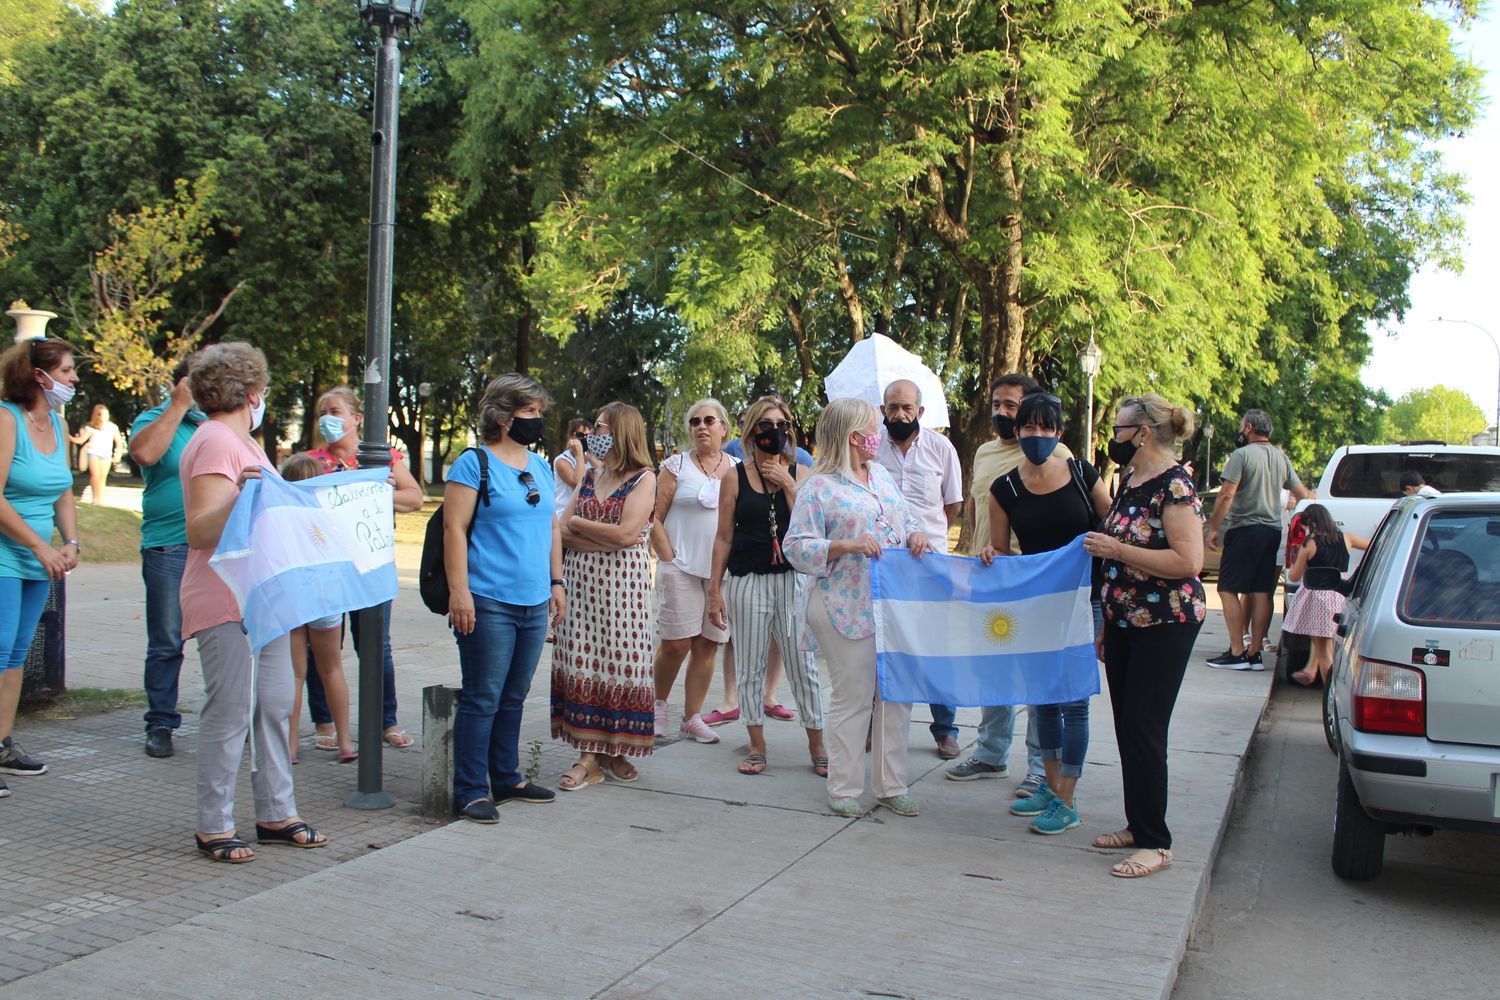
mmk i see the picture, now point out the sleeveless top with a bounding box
[660,450,738,578]
[1308,534,1350,572]
[728,462,793,576]
[0,402,73,581]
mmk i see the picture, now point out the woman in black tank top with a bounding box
[1286,503,1368,686]
[707,398,828,779]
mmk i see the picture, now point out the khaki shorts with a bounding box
[656,560,728,643]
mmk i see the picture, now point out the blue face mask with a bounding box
[1019,433,1060,465]
[318,415,346,443]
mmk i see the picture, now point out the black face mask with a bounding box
[507,416,545,446]
[992,413,1016,440]
[1233,431,1249,448]
[883,416,918,442]
[753,427,787,455]
[1107,434,1140,467]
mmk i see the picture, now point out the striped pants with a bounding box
[724,571,824,730]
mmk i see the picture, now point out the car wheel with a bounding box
[1331,760,1385,881]
[1322,676,1339,755]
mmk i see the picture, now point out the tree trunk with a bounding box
[834,250,865,344]
[784,297,822,402]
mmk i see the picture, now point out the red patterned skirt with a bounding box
[551,544,656,757]
[1283,585,1346,639]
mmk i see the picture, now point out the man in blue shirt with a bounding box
[128,359,203,758]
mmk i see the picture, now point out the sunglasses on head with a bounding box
[518,471,540,507]
[1021,392,1062,405]
[688,414,719,427]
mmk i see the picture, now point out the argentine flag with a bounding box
[872,537,1099,706]
[210,468,399,652]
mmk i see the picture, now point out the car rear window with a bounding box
[1329,452,1500,498]
[1399,510,1500,627]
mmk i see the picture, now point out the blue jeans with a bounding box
[972,704,1044,777]
[1,577,50,671]
[1035,699,1090,778]
[453,597,549,805]
[306,603,398,729]
[141,545,188,731]
[929,703,958,742]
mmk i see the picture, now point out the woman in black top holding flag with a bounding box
[708,396,827,778]
[979,392,1112,836]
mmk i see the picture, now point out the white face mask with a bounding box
[38,372,76,409]
[249,393,266,432]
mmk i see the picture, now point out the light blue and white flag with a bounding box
[210,468,398,652]
[871,537,1098,706]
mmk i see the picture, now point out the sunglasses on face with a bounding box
[518,471,540,507]
[755,419,791,432]
[1111,424,1143,436]
[688,415,720,427]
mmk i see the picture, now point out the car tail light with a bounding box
[1351,658,1425,736]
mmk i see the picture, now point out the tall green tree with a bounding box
[1389,386,1487,444]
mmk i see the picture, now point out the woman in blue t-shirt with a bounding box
[442,373,566,823]
[0,337,81,797]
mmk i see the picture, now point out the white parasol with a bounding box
[822,334,951,429]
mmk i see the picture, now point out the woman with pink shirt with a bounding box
[179,343,326,863]
[784,398,930,819]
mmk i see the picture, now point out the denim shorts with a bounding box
[306,612,343,632]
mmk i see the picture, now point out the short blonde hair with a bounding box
[279,453,322,483]
[740,395,794,461]
[685,398,730,446]
[811,397,877,480]
[190,343,268,415]
[317,386,361,417]
[1119,393,1196,443]
[478,373,552,444]
[598,401,652,475]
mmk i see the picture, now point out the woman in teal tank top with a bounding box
[0,337,81,796]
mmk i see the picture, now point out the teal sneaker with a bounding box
[1007,782,1055,817]
[876,794,920,817]
[829,796,864,818]
[1029,797,1081,835]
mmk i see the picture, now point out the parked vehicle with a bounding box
[1275,443,1500,679]
[1306,492,1500,880]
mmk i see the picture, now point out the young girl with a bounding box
[1284,503,1368,686]
[279,453,357,762]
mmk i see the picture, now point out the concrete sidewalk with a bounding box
[1,550,1273,999]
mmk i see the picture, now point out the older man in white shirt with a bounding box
[874,378,965,758]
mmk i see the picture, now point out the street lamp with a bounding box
[1435,317,1500,446]
[1079,333,1102,464]
[348,0,425,811]
[1202,421,1214,489]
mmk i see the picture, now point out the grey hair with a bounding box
[811,397,878,479]
[1120,393,1197,444]
[685,398,731,443]
[1242,408,1273,437]
[478,372,552,444]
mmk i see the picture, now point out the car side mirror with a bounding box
[1303,566,1350,595]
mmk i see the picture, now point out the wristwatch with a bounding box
[64,538,82,551]
[550,578,565,588]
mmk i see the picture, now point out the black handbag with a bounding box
[418,447,488,615]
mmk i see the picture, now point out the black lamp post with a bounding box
[347,0,425,810]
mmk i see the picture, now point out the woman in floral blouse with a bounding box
[785,397,930,819]
[1082,393,1205,879]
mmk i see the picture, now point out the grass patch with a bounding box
[53,504,142,563]
[395,508,433,546]
[20,687,146,720]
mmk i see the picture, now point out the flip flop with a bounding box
[313,733,338,752]
[383,728,414,749]
[338,750,359,764]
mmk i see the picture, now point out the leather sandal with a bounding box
[1093,829,1134,849]
[603,756,639,782]
[255,821,328,849]
[558,760,604,791]
[1111,848,1173,879]
[196,834,254,864]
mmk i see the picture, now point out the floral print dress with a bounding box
[1099,466,1207,629]
[551,468,656,757]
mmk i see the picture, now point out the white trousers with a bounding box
[725,571,824,729]
[806,591,910,799]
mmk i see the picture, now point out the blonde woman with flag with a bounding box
[784,397,930,819]
[180,343,326,863]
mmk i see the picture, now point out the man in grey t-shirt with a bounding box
[1205,408,1315,669]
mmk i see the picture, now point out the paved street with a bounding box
[2,546,1273,998]
[1173,680,1500,999]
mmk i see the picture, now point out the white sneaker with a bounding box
[680,714,721,744]
[654,700,669,737]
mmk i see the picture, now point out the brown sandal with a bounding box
[1111,848,1173,878]
[603,756,639,782]
[558,760,603,791]
[1093,829,1134,849]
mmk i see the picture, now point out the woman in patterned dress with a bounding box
[552,402,658,789]
[1082,393,1205,879]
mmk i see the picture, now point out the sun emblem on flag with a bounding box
[984,609,1017,645]
[308,523,328,547]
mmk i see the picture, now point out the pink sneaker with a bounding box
[680,714,721,744]
[701,707,740,727]
[654,700,669,737]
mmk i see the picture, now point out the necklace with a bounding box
[23,407,50,434]
[692,449,723,479]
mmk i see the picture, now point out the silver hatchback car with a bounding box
[1305,493,1500,881]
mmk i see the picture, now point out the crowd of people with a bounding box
[0,335,1238,881]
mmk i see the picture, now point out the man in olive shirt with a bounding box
[129,360,203,758]
[947,373,1074,798]
[1206,408,1314,670]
